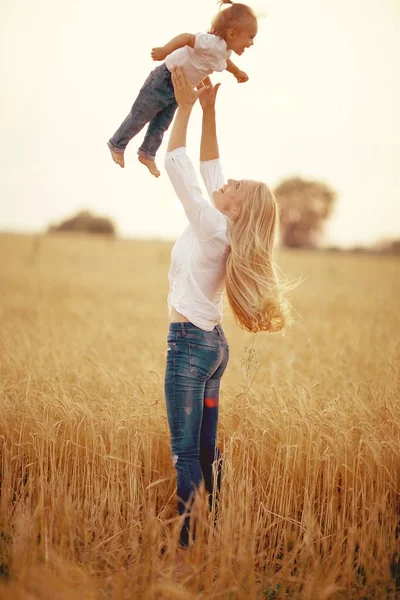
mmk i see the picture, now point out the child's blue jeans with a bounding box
[108,63,177,160]
[164,322,229,548]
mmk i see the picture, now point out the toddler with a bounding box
[107,0,258,177]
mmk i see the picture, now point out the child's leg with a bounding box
[137,101,178,177]
[108,92,160,164]
[108,142,125,168]
[107,66,171,167]
[139,101,178,159]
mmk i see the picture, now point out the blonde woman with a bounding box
[164,66,290,562]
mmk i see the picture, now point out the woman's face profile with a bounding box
[213,179,256,218]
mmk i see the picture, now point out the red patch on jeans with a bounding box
[205,397,218,408]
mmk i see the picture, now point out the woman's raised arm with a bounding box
[164,68,226,240]
[167,67,207,153]
[198,77,221,162]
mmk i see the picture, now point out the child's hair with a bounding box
[210,0,257,38]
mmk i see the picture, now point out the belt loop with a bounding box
[180,322,186,336]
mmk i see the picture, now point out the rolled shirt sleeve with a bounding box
[200,158,225,207]
[164,147,227,240]
[194,33,231,72]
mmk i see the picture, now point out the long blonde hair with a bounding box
[225,182,292,333]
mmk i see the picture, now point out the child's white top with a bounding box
[165,33,232,86]
[164,147,230,331]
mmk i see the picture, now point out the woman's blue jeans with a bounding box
[164,322,229,548]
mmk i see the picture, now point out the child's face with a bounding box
[226,20,258,55]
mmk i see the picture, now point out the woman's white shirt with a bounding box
[165,33,232,87]
[164,147,230,331]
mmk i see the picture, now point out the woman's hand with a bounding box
[197,77,221,112]
[171,66,208,107]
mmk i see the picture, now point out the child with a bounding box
[107,0,258,177]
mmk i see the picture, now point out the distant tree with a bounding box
[390,240,400,255]
[48,210,116,237]
[274,177,336,248]
[373,238,400,255]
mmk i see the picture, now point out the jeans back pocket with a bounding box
[188,342,221,382]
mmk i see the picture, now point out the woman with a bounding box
[164,67,290,560]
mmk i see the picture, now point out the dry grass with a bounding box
[0,232,399,600]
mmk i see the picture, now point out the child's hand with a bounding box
[151,47,167,61]
[235,70,249,83]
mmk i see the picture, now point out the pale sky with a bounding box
[1,0,399,246]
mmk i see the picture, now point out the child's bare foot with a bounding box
[138,155,160,178]
[108,143,125,168]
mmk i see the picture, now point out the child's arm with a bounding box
[151,33,196,61]
[226,58,249,83]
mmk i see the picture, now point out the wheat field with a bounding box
[0,233,399,599]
